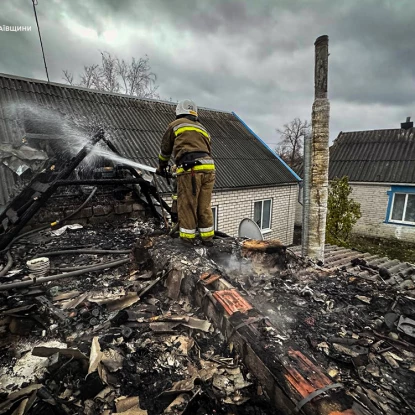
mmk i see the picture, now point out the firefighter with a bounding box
[156,99,215,246]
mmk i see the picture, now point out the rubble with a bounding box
[0,220,274,414]
[1,216,415,414]
[147,236,415,414]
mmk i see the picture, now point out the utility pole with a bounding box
[302,35,330,262]
[32,0,50,83]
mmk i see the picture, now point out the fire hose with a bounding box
[0,257,130,291]
[34,249,131,258]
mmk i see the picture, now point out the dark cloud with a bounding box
[0,0,414,146]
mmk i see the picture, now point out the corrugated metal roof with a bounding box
[0,74,297,206]
[330,128,415,183]
[291,244,415,278]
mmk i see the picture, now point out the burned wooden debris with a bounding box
[0,129,106,251]
[0,124,173,291]
[149,236,415,415]
[1,215,415,414]
[148,238,365,414]
[0,221,274,415]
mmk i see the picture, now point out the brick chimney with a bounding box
[302,35,330,262]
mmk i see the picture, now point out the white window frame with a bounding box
[211,206,218,230]
[253,199,272,233]
[389,192,415,225]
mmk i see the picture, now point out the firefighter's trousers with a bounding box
[177,171,215,241]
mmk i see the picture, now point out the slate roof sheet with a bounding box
[0,73,298,206]
[330,128,415,183]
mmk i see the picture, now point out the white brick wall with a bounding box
[294,183,415,243]
[350,183,415,243]
[212,185,298,245]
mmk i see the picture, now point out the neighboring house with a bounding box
[330,119,415,243]
[0,73,300,244]
[296,119,415,243]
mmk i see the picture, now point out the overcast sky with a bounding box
[0,0,414,146]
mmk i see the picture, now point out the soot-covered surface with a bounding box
[0,221,275,415]
[210,244,415,415]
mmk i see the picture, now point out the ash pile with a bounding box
[0,221,273,415]
[214,243,415,415]
[2,217,415,415]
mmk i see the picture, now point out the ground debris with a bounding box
[207,242,415,414]
[0,223,273,414]
[7,219,414,413]
[114,396,147,414]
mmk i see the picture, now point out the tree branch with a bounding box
[62,51,159,98]
[62,70,74,85]
[275,118,311,169]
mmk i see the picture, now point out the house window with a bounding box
[253,199,272,231]
[211,206,218,230]
[386,187,415,225]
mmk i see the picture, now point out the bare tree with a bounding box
[62,52,159,99]
[78,64,100,89]
[62,70,74,85]
[275,118,311,170]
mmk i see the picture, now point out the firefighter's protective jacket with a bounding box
[158,117,215,174]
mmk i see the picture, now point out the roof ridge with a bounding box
[340,127,410,134]
[0,72,232,114]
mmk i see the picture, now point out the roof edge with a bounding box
[158,182,299,194]
[213,182,299,191]
[348,181,415,186]
[0,72,232,114]
[232,111,302,182]
[337,127,413,136]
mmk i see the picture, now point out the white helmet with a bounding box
[176,99,198,117]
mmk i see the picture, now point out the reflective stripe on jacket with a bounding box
[173,123,210,140]
[158,117,213,167]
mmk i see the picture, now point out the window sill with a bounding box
[383,221,415,227]
[261,229,272,234]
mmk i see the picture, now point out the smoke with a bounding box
[213,252,253,277]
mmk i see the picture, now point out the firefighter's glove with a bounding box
[156,166,167,177]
